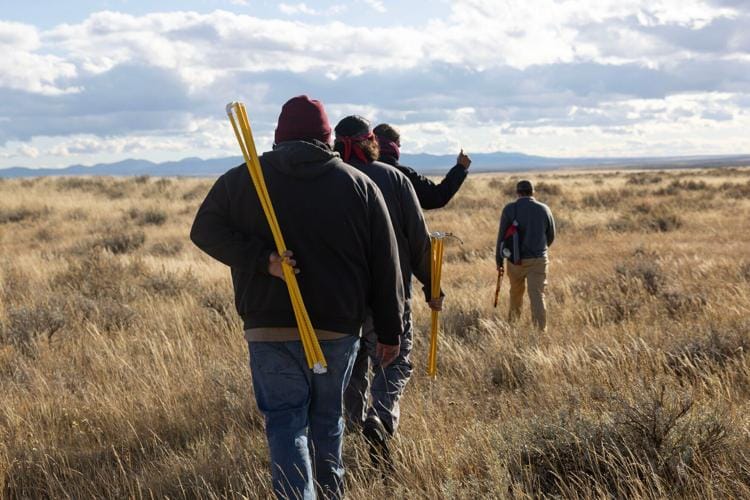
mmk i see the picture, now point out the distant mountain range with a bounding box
[1,152,749,178]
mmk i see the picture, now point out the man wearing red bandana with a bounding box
[374,123,471,210]
[336,115,443,468]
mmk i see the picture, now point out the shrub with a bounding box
[141,270,197,297]
[665,322,750,377]
[1,265,31,303]
[489,350,531,392]
[149,240,183,257]
[608,203,682,233]
[55,177,106,192]
[582,189,631,208]
[97,230,146,254]
[659,287,707,318]
[64,294,136,332]
[615,253,665,295]
[627,174,663,185]
[182,184,210,201]
[54,177,129,199]
[535,182,563,197]
[576,252,665,325]
[718,180,750,198]
[577,277,646,325]
[66,208,89,221]
[128,208,168,226]
[141,209,167,226]
[35,227,57,242]
[197,283,240,330]
[0,206,49,224]
[53,251,146,301]
[510,385,729,497]
[143,178,176,200]
[1,301,65,355]
[441,305,483,341]
[655,179,711,196]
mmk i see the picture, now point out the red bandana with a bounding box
[337,132,374,163]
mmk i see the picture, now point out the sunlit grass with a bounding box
[1,167,749,498]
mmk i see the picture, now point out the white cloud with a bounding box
[363,0,386,13]
[49,135,188,157]
[1,1,750,167]
[17,144,39,158]
[0,21,79,95]
[279,3,319,15]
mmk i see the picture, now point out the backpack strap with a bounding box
[511,200,521,265]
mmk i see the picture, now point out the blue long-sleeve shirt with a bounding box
[496,197,555,264]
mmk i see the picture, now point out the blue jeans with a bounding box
[248,335,359,500]
[344,308,414,435]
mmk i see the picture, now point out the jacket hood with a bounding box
[262,140,340,179]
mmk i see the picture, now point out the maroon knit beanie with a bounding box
[274,95,332,145]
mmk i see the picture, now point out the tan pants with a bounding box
[507,257,548,331]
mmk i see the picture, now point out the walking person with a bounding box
[190,96,405,500]
[374,123,471,210]
[496,179,556,332]
[335,116,443,463]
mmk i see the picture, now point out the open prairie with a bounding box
[1,167,750,498]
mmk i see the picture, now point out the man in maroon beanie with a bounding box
[374,123,471,210]
[191,96,405,500]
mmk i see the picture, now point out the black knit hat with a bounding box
[334,115,371,138]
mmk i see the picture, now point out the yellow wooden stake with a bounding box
[426,232,461,378]
[226,101,327,373]
[427,234,444,378]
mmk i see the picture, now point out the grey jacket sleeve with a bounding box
[496,205,510,266]
[546,207,556,247]
[399,177,433,300]
[190,175,274,275]
[368,184,406,346]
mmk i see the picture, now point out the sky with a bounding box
[1,0,749,169]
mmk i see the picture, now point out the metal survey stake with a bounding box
[426,231,462,378]
[226,101,327,374]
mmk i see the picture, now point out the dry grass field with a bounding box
[1,167,750,498]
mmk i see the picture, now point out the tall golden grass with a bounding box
[1,167,749,498]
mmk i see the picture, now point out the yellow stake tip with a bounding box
[225,101,240,116]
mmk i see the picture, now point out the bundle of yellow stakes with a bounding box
[427,232,446,378]
[226,101,327,374]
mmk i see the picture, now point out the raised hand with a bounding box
[457,149,472,169]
